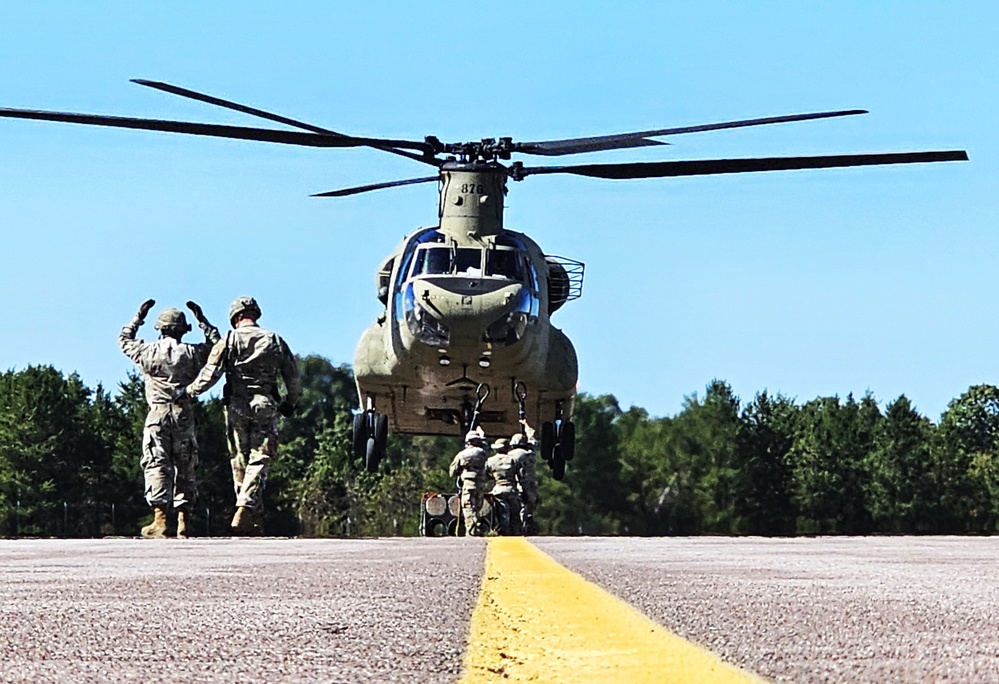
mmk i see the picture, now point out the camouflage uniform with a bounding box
[185,298,301,522]
[486,441,523,535]
[509,424,540,532]
[448,432,489,536]
[119,306,219,513]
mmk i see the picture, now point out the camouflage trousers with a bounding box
[225,404,279,510]
[492,489,523,535]
[141,405,198,508]
[460,488,486,536]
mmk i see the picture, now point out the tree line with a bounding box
[1,359,998,537]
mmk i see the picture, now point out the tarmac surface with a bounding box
[535,536,999,683]
[1,536,998,683]
[0,538,484,683]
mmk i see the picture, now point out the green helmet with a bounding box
[229,296,261,326]
[154,307,191,334]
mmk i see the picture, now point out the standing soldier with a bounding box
[449,428,490,536]
[509,419,540,535]
[179,296,300,535]
[119,299,220,539]
[485,437,524,535]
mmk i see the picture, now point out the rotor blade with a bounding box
[131,79,437,166]
[311,175,440,198]
[518,150,969,180]
[0,107,432,152]
[517,110,868,156]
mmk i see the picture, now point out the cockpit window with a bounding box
[413,247,451,275]
[454,248,482,275]
[485,249,524,280]
[412,246,484,276]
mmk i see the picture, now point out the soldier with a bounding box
[448,428,490,536]
[509,419,540,535]
[118,299,220,539]
[485,437,524,535]
[178,296,301,535]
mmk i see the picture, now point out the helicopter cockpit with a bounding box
[394,229,540,348]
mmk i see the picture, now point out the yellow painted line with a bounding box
[460,537,767,683]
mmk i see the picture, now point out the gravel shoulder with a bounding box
[534,536,999,683]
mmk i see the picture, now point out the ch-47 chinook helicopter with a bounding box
[0,81,967,479]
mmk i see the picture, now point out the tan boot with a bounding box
[141,506,169,539]
[176,506,191,539]
[230,506,252,535]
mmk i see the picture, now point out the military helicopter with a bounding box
[0,81,967,479]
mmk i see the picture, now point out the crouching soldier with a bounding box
[119,300,219,538]
[449,429,490,536]
[486,437,524,535]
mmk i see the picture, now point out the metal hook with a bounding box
[475,382,491,409]
[514,381,528,420]
[515,381,528,403]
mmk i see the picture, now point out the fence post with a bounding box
[205,507,211,538]
[111,503,116,535]
[15,500,20,538]
[63,502,68,538]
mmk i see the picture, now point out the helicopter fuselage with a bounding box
[353,162,580,436]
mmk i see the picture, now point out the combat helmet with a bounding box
[154,307,192,334]
[492,437,509,451]
[509,433,528,447]
[465,430,487,446]
[229,296,261,326]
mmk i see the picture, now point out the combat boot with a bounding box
[176,506,191,539]
[230,506,253,535]
[141,506,169,539]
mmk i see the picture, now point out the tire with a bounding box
[551,452,566,481]
[559,421,576,462]
[540,421,555,462]
[365,436,380,472]
[352,413,367,461]
[374,412,389,462]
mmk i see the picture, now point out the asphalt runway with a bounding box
[535,536,999,683]
[1,536,997,683]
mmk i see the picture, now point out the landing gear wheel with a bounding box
[352,413,367,462]
[540,421,555,462]
[551,449,566,481]
[374,412,388,460]
[365,436,380,472]
[558,421,575,462]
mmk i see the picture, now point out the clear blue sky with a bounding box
[0,2,993,420]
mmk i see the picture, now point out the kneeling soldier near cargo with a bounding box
[119,300,220,539]
[178,296,301,535]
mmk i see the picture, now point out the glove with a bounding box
[136,299,156,323]
[171,386,189,403]
[278,400,297,418]
[186,300,209,326]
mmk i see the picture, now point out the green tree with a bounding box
[0,366,117,536]
[865,395,935,533]
[788,394,879,534]
[735,391,796,535]
[933,384,999,533]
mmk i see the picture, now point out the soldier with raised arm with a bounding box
[509,419,540,534]
[119,300,220,538]
[178,296,301,534]
[485,437,524,535]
